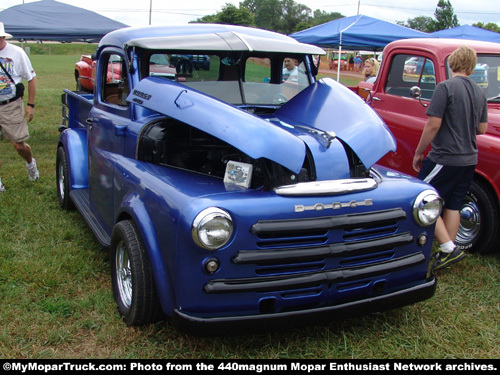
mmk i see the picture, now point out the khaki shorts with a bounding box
[0,97,30,143]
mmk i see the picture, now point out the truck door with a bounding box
[371,54,438,176]
[88,51,131,234]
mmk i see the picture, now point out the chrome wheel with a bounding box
[456,198,481,247]
[56,147,74,210]
[110,220,163,325]
[115,240,132,309]
[57,161,66,201]
[454,180,500,255]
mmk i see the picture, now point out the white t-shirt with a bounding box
[282,66,298,82]
[0,43,36,101]
[365,76,376,84]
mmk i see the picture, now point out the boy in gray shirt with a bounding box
[413,45,488,271]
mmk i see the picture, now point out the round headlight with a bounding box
[192,208,233,250]
[413,190,443,226]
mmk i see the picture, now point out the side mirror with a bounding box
[410,86,428,107]
[410,86,421,98]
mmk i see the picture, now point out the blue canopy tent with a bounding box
[0,0,128,42]
[290,15,429,80]
[431,25,500,43]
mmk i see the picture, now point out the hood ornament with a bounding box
[294,125,336,148]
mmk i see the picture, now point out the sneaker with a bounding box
[0,177,5,192]
[432,247,466,271]
[26,158,39,181]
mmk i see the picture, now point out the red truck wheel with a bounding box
[456,180,500,255]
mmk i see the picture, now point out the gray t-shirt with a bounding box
[426,76,487,166]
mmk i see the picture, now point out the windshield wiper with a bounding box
[487,95,500,102]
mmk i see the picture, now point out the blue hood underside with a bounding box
[128,77,306,174]
[275,78,396,168]
[128,77,396,174]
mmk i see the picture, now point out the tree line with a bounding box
[191,0,500,35]
[397,0,500,33]
[192,0,344,35]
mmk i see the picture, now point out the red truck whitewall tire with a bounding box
[456,179,500,255]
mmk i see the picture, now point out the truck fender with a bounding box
[116,195,176,316]
[58,128,88,189]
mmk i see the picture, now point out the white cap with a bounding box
[0,22,13,39]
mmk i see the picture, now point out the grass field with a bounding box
[0,44,499,359]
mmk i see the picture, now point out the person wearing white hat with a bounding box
[0,21,39,192]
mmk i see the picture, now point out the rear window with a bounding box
[446,54,500,101]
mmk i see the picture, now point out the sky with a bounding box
[1,0,499,29]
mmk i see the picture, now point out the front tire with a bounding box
[455,179,500,255]
[56,146,74,210]
[110,220,163,325]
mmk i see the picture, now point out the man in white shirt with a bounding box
[0,22,39,192]
[282,57,299,82]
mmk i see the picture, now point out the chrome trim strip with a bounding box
[274,178,377,196]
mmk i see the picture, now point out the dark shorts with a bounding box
[417,159,475,210]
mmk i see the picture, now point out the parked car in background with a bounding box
[329,53,348,70]
[74,53,177,92]
[58,24,442,334]
[74,54,96,91]
[170,54,211,74]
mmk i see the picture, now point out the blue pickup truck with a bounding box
[56,24,442,334]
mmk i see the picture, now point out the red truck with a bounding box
[74,53,177,92]
[356,38,500,255]
[74,54,96,91]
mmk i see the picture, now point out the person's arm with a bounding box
[477,122,488,134]
[476,122,488,134]
[412,116,442,172]
[24,76,36,122]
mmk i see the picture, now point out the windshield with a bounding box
[142,52,312,106]
[446,54,500,101]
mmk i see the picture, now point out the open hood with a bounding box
[275,78,397,168]
[128,77,306,173]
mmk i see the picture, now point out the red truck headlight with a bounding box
[192,207,233,250]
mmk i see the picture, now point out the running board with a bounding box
[70,189,111,248]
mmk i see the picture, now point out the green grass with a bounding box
[14,42,97,56]
[1,45,499,359]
